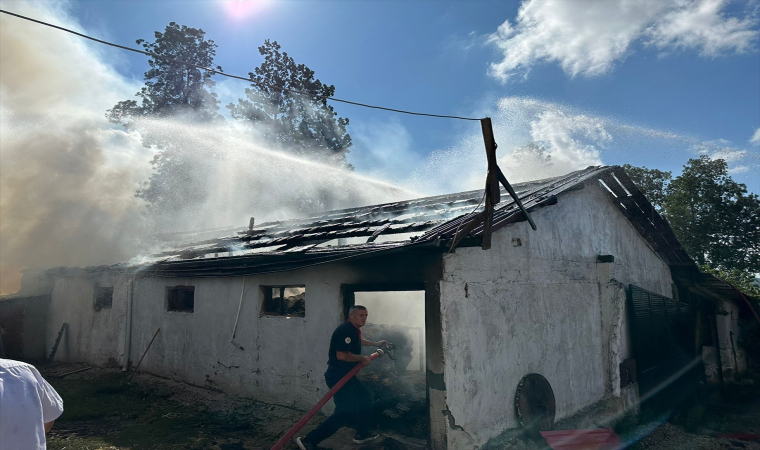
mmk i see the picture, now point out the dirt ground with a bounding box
[42,363,425,450]
[42,363,760,450]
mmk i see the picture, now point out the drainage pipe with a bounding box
[230,276,247,342]
[270,349,386,450]
[122,276,135,371]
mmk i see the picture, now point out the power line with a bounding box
[0,8,482,122]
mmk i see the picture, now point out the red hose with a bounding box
[271,350,384,450]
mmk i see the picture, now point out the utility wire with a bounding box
[0,9,482,122]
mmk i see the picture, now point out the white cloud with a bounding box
[648,0,758,56]
[407,97,610,194]
[488,0,758,82]
[751,127,760,143]
[708,148,748,162]
[694,140,749,161]
[527,110,609,169]
[692,140,757,175]
[445,30,481,54]
[728,165,751,173]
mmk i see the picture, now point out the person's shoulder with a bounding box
[332,321,355,336]
[0,358,33,370]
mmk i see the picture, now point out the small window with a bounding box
[94,287,113,311]
[167,286,195,312]
[262,286,305,317]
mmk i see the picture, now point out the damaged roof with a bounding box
[50,164,754,312]
[145,165,690,278]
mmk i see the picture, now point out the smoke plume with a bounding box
[0,1,413,294]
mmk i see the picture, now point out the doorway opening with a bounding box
[345,288,427,440]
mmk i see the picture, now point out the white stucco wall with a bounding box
[42,252,436,415]
[439,182,673,448]
[46,272,129,365]
[127,268,343,407]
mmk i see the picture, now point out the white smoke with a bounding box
[0,1,414,294]
[2,1,757,296]
[128,117,417,232]
[0,1,151,294]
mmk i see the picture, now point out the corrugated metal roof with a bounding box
[144,166,613,276]
[38,164,750,308]
[140,164,754,310]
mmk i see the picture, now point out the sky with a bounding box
[58,0,760,190]
[0,0,759,293]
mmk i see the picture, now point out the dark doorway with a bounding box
[342,286,428,441]
[629,285,699,406]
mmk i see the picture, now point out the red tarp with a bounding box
[540,428,623,450]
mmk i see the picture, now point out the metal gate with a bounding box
[629,285,695,397]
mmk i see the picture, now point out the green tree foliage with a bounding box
[664,156,759,272]
[107,23,222,213]
[622,164,671,211]
[107,22,222,125]
[624,157,760,297]
[228,40,352,168]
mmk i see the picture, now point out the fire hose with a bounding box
[271,344,395,450]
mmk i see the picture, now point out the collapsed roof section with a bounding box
[42,164,755,314]
[143,166,618,277]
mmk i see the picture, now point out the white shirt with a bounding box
[0,359,64,450]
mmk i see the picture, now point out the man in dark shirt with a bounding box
[296,305,387,449]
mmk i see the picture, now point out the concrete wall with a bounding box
[45,272,129,366]
[715,298,747,380]
[39,251,443,440]
[438,182,673,448]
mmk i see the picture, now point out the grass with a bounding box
[46,371,261,450]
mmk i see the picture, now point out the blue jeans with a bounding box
[304,375,373,444]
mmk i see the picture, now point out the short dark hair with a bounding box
[348,305,367,316]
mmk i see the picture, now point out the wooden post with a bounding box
[448,117,537,254]
[496,166,537,231]
[57,366,93,378]
[481,118,501,205]
[481,118,500,250]
[47,323,67,363]
[129,328,160,382]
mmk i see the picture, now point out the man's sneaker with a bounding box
[295,436,317,450]
[352,431,380,444]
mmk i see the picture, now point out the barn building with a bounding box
[1,165,754,449]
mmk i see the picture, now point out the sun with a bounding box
[220,0,271,21]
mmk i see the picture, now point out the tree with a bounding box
[622,164,671,211]
[228,40,352,168]
[624,157,760,297]
[107,23,222,214]
[664,156,760,272]
[107,22,222,125]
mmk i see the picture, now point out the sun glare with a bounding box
[221,0,270,21]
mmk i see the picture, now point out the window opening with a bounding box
[94,287,113,311]
[167,286,195,312]
[262,286,305,317]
